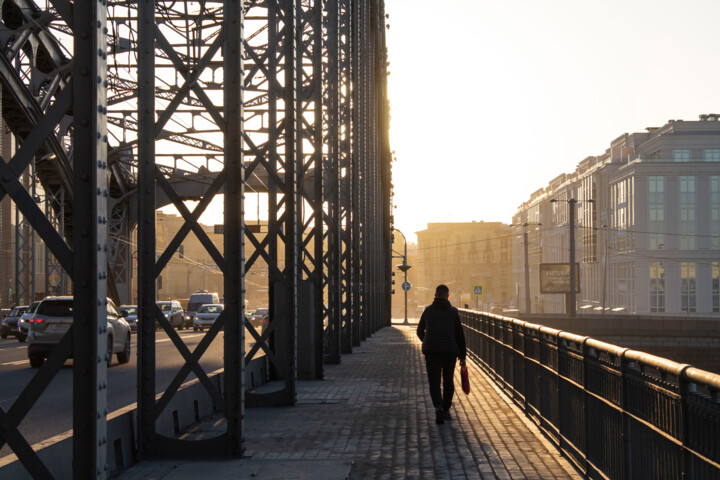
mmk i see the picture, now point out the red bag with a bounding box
[460,364,470,394]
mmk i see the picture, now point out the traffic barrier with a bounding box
[0,356,267,479]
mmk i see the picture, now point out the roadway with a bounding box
[0,328,261,459]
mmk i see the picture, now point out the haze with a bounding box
[385,0,720,241]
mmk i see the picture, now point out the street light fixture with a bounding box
[392,227,411,325]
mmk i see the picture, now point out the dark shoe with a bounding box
[444,410,451,421]
[435,407,444,425]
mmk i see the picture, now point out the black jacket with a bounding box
[416,298,467,361]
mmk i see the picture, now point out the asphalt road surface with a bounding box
[0,328,262,459]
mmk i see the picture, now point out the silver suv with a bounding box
[156,300,185,330]
[17,301,40,343]
[27,296,132,368]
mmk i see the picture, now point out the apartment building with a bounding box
[414,222,513,311]
[514,114,720,316]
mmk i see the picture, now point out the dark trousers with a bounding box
[424,352,457,411]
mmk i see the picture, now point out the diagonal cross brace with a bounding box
[154,168,227,274]
[154,307,226,419]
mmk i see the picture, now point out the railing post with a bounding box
[679,367,694,479]
[583,340,593,477]
[523,323,529,415]
[556,335,564,452]
[620,351,632,480]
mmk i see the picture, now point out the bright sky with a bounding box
[385,0,720,242]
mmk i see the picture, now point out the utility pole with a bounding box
[512,222,541,314]
[568,198,577,317]
[523,226,531,314]
[602,224,608,321]
[551,198,587,317]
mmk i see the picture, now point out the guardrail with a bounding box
[460,309,720,479]
[0,356,267,479]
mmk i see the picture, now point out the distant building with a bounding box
[514,115,720,316]
[148,213,273,309]
[414,222,513,311]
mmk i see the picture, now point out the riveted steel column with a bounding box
[223,0,244,457]
[338,0,353,354]
[323,0,341,364]
[377,0,393,328]
[311,0,325,379]
[136,0,157,459]
[262,0,300,405]
[15,168,35,304]
[350,0,362,347]
[72,0,108,476]
[283,0,300,403]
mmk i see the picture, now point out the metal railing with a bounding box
[460,309,720,479]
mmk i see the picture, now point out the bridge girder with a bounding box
[0,0,393,476]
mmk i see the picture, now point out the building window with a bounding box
[679,176,696,250]
[705,149,720,162]
[711,177,720,250]
[681,262,697,312]
[649,262,665,313]
[614,261,634,312]
[713,262,719,313]
[648,176,665,250]
[672,149,691,162]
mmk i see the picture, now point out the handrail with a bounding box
[460,308,720,479]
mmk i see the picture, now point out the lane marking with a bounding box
[156,334,204,343]
[1,332,208,366]
[0,360,28,366]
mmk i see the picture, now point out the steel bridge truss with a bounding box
[0,0,392,477]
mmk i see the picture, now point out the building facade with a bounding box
[513,115,720,316]
[414,222,513,311]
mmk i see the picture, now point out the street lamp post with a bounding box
[550,198,590,317]
[602,224,608,321]
[569,199,576,317]
[511,222,541,314]
[392,228,411,325]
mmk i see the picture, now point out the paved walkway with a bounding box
[117,325,580,479]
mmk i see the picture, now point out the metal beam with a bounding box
[71,0,109,476]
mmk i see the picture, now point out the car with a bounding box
[193,304,224,331]
[156,300,185,330]
[27,296,131,368]
[119,305,138,332]
[1,305,28,339]
[185,290,220,329]
[17,301,40,342]
[249,308,269,332]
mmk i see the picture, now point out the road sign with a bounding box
[473,285,483,296]
[401,281,411,292]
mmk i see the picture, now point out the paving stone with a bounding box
[117,326,580,479]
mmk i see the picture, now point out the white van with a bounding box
[185,290,220,328]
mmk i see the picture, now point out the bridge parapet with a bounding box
[460,309,720,479]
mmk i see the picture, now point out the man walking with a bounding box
[417,284,467,425]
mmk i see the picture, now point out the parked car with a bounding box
[1,305,28,339]
[185,290,220,329]
[17,301,40,342]
[249,308,269,332]
[27,296,131,368]
[119,305,138,332]
[156,300,185,330]
[193,304,224,331]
